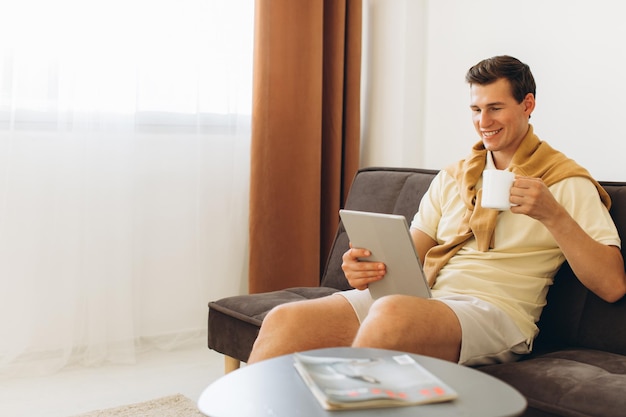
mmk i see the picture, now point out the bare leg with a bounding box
[248,295,360,364]
[353,295,462,362]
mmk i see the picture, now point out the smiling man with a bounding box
[248,56,626,366]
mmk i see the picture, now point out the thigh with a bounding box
[273,294,361,339]
[250,294,361,362]
[354,295,462,362]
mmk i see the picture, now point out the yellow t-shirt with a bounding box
[411,168,621,345]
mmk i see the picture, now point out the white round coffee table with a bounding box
[198,347,526,417]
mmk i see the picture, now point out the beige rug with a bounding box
[71,394,204,417]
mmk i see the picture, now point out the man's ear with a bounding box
[523,93,536,117]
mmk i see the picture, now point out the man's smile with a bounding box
[482,128,503,138]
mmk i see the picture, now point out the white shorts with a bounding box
[334,289,530,366]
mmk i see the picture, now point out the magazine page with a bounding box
[293,352,458,410]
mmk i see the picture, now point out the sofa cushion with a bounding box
[479,349,626,417]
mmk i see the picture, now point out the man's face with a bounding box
[469,78,535,167]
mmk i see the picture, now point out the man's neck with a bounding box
[490,152,512,170]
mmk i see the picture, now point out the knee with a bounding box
[367,295,411,319]
[358,296,403,333]
[356,295,425,342]
[261,302,302,331]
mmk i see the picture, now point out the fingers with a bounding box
[346,246,370,259]
[512,176,542,192]
[511,176,543,201]
[341,246,386,290]
[510,176,559,220]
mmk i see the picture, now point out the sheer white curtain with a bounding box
[0,0,253,376]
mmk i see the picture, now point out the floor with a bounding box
[0,342,228,417]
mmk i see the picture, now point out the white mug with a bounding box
[481,169,515,210]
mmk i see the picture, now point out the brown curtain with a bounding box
[248,0,362,294]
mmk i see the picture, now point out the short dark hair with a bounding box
[465,55,536,103]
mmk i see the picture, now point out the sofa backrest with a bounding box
[321,167,626,355]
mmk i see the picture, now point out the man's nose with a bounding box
[479,112,492,127]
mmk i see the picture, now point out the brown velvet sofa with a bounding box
[207,166,626,417]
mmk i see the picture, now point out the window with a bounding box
[0,0,253,132]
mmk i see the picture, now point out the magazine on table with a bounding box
[293,352,458,410]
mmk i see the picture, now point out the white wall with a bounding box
[362,0,626,181]
[361,0,427,166]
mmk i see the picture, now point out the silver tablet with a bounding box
[339,209,431,299]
